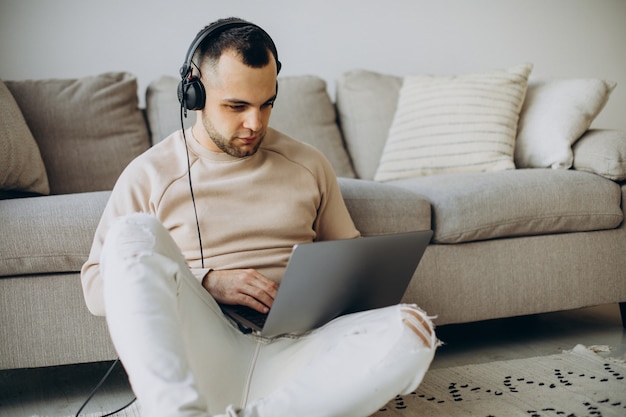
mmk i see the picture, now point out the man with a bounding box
[81,17,438,417]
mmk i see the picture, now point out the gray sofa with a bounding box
[1,68,625,370]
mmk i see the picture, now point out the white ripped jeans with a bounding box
[101,213,438,417]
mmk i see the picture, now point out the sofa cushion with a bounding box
[390,169,623,244]
[515,78,616,169]
[271,76,355,178]
[515,79,616,169]
[0,80,49,196]
[146,75,356,178]
[573,129,626,181]
[5,73,151,194]
[374,64,532,182]
[336,70,402,180]
[338,178,431,236]
[0,191,110,277]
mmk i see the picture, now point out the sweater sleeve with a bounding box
[80,160,155,316]
[312,149,361,242]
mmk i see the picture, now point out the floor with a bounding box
[1,303,624,417]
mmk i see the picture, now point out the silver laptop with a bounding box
[220,230,432,338]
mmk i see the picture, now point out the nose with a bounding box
[243,108,263,132]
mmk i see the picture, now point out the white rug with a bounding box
[44,345,626,417]
[372,344,626,417]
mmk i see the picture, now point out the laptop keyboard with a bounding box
[231,305,268,327]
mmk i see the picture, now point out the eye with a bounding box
[227,104,246,112]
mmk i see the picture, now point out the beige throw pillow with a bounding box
[374,64,532,182]
[514,78,617,169]
[0,80,49,195]
[6,73,150,194]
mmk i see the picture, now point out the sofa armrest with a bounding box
[338,177,431,236]
[573,129,626,181]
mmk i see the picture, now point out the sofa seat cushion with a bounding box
[338,178,431,236]
[390,169,623,244]
[0,191,110,277]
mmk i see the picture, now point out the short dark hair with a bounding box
[193,17,280,74]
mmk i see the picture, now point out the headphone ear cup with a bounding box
[177,76,206,111]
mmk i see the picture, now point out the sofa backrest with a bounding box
[334,68,624,183]
[6,69,622,196]
[5,72,151,195]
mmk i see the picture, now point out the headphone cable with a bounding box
[181,105,205,268]
[74,358,136,417]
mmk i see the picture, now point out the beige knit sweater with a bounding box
[81,128,359,316]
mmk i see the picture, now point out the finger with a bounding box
[245,278,278,308]
[239,293,272,314]
[249,271,279,297]
[243,283,275,311]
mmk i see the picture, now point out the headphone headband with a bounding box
[177,18,281,111]
[179,19,281,79]
[180,20,247,78]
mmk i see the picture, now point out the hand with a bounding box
[202,269,278,313]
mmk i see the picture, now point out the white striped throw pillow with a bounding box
[374,63,533,182]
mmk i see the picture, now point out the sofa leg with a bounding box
[620,302,626,329]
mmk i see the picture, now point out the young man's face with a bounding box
[195,49,278,157]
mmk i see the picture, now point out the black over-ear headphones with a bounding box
[177,18,282,111]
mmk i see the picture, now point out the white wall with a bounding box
[1,0,625,130]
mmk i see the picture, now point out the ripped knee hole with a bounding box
[401,307,435,347]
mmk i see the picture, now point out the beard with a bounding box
[201,112,264,158]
